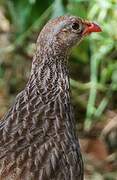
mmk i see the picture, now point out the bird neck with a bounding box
[26,45,76,136]
[29,44,70,103]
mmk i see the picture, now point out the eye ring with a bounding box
[72,22,80,30]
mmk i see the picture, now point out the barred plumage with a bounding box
[0,15,101,180]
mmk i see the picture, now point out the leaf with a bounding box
[51,0,65,18]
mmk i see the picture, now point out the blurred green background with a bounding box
[0,0,117,179]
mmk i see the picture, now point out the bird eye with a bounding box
[72,22,80,30]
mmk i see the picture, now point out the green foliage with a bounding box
[5,0,53,34]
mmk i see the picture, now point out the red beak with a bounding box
[82,22,102,35]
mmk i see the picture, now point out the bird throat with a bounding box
[27,45,76,139]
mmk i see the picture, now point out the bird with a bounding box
[0,15,101,180]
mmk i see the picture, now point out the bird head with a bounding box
[37,15,102,53]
